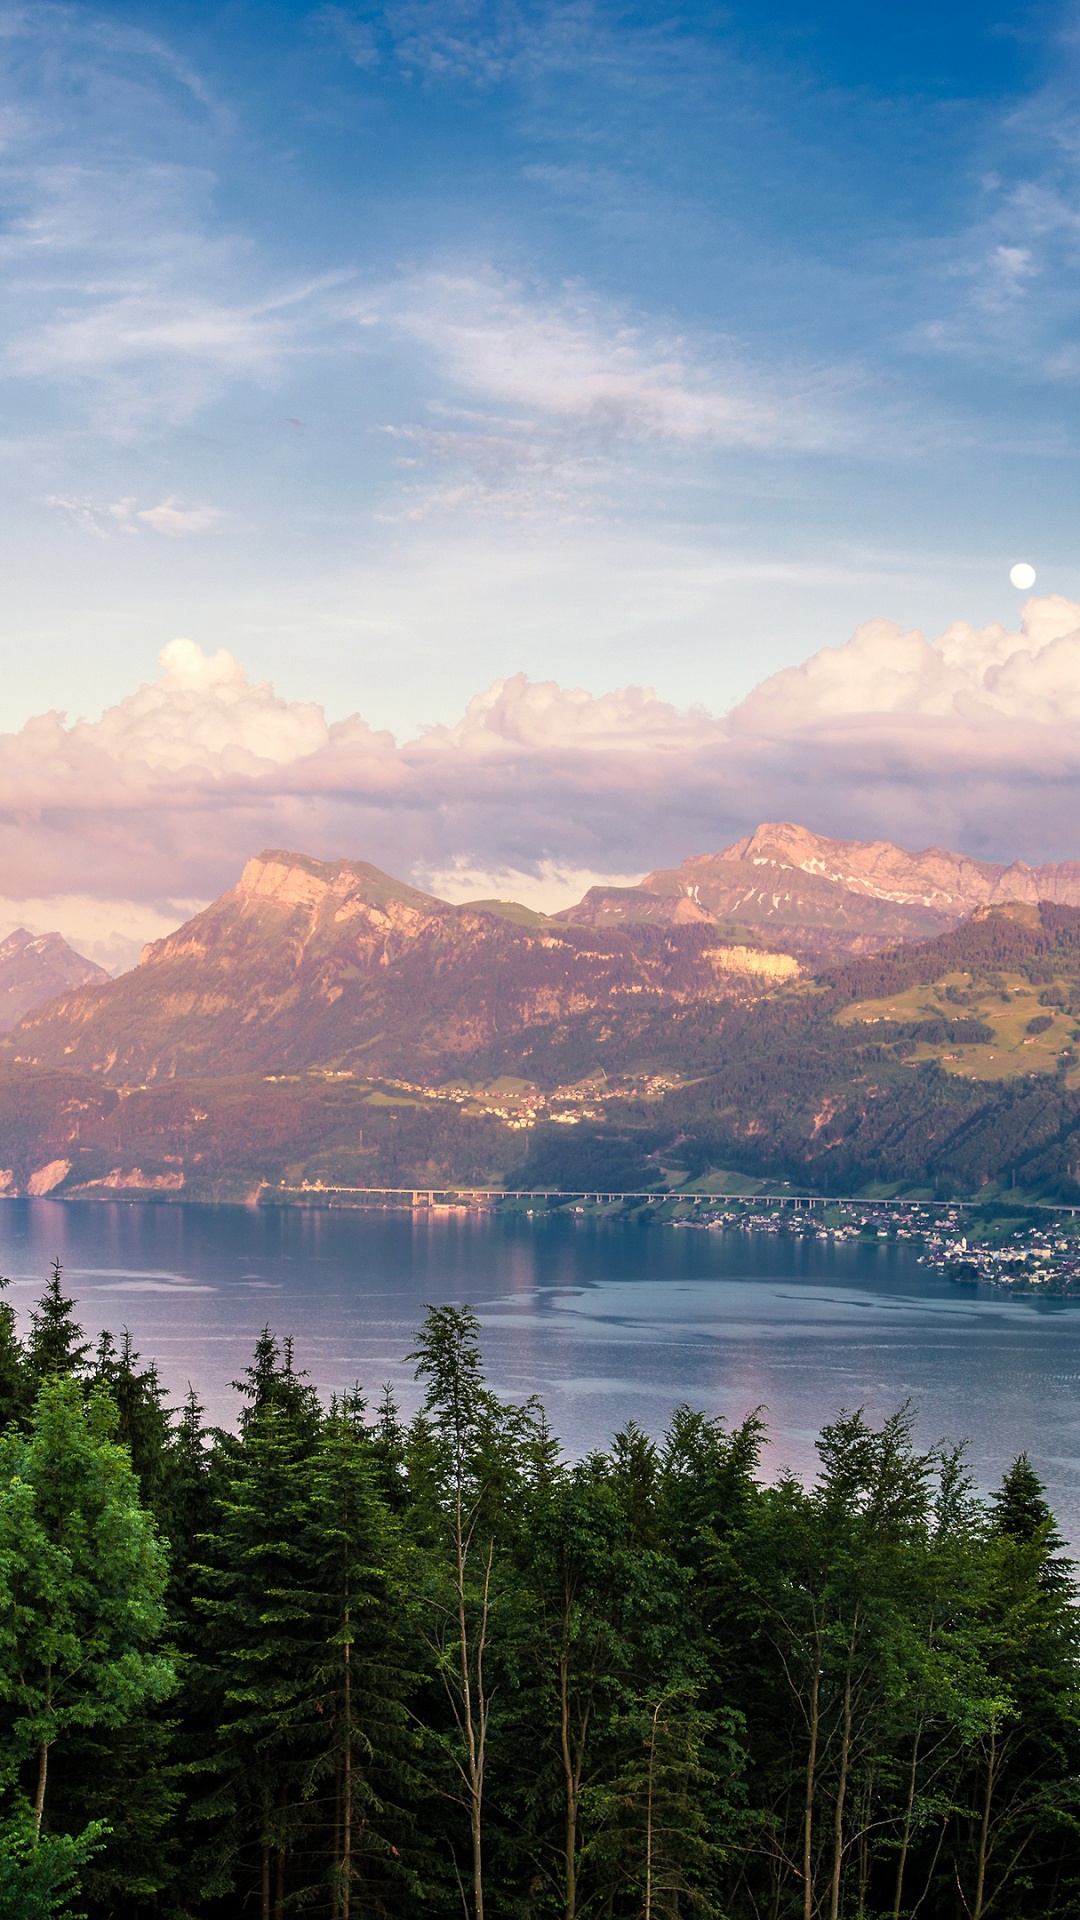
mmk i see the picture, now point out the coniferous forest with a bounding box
[2,1266,1079,1920]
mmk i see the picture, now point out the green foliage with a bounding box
[4,1279,1080,1920]
[25,1266,90,1392]
[0,1275,28,1430]
[0,1378,174,1823]
[0,1812,105,1919]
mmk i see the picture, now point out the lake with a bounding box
[5,1196,1080,1538]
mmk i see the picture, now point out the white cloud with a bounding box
[732,594,1080,735]
[418,858,645,914]
[136,500,227,536]
[6,598,1080,952]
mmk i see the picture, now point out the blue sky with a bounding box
[6,2,1080,961]
[1,0,1076,735]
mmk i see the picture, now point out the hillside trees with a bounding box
[1,1274,1080,1917]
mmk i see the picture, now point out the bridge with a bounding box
[270,1185,1080,1213]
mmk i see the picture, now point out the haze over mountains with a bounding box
[9,847,797,1084]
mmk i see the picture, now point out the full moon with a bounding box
[1010,561,1036,589]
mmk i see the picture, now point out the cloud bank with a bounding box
[6,596,1080,967]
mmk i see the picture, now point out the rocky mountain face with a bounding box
[0,929,108,1032]
[7,832,1080,1202]
[560,821,1080,957]
[12,825,1080,1089]
[8,850,797,1083]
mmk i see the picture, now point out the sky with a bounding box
[4,0,1080,964]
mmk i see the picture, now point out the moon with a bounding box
[1010,561,1036,589]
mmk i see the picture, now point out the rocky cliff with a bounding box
[8,850,790,1083]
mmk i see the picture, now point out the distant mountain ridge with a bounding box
[561,821,1080,955]
[0,929,107,1032]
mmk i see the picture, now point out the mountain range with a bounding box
[5,823,1080,1203]
[7,848,798,1084]
[15,819,1080,1085]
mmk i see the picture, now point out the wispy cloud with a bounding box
[365,265,858,518]
[317,0,605,88]
[310,5,380,70]
[0,14,352,440]
[905,45,1080,385]
[385,268,848,449]
[40,494,229,537]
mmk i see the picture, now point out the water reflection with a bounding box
[2,1198,1079,1539]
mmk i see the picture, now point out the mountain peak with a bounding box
[0,927,107,1032]
[234,849,445,916]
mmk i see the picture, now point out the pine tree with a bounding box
[93,1329,173,1517]
[580,1686,728,1919]
[370,1382,411,1512]
[299,1392,415,1918]
[194,1329,323,1918]
[951,1457,1080,1920]
[24,1264,90,1390]
[992,1452,1069,1565]
[406,1305,539,1920]
[162,1387,214,1607]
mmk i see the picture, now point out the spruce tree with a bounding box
[194,1329,323,1918]
[992,1452,1068,1559]
[950,1457,1080,1920]
[25,1264,90,1390]
[300,1392,415,1918]
[406,1306,539,1920]
[93,1329,173,1518]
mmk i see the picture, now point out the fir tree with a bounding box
[25,1264,90,1391]
[992,1452,1067,1553]
[300,1392,416,1918]
[93,1329,172,1518]
[194,1330,323,1918]
[406,1306,539,1920]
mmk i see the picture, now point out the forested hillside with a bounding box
[657,901,1080,1197]
[1,1268,1077,1919]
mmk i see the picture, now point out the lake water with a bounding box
[5,1197,1080,1537]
